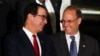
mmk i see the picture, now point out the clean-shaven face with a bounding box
[62,9,81,35]
[32,7,47,32]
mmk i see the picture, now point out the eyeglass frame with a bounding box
[36,14,47,20]
[60,18,79,23]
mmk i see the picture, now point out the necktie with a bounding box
[33,35,40,56]
[70,36,77,56]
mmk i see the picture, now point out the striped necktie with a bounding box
[70,36,77,56]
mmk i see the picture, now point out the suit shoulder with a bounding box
[50,31,64,38]
[4,30,21,41]
[81,34,98,42]
[7,31,19,37]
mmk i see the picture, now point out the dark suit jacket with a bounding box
[43,0,62,34]
[50,0,62,32]
[2,0,61,35]
[50,31,99,56]
[3,29,56,56]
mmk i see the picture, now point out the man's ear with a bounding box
[28,13,33,18]
[78,18,82,25]
[27,13,34,20]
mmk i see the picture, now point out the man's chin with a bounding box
[65,31,71,34]
[36,28,42,32]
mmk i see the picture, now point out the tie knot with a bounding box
[70,36,75,41]
[32,35,36,38]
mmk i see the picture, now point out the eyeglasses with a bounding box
[37,15,47,19]
[60,18,78,23]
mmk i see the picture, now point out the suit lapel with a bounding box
[78,34,86,56]
[37,32,47,56]
[19,31,47,56]
[59,32,70,56]
[58,32,88,56]
[37,33,44,52]
[50,0,61,10]
[18,29,36,56]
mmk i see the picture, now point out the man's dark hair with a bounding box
[64,5,82,18]
[23,2,47,25]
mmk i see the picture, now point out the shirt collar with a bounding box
[22,27,33,37]
[66,31,80,41]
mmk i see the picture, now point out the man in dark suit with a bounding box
[2,0,61,35]
[50,5,99,56]
[3,3,56,56]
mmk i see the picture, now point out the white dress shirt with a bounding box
[65,31,80,53]
[22,27,42,56]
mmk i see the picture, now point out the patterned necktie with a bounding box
[33,35,40,56]
[70,36,77,56]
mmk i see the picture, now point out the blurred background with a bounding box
[0,0,100,55]
[72,0,100,43]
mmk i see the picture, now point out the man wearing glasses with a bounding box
[3,3,56,56]
[50,5,99,56]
